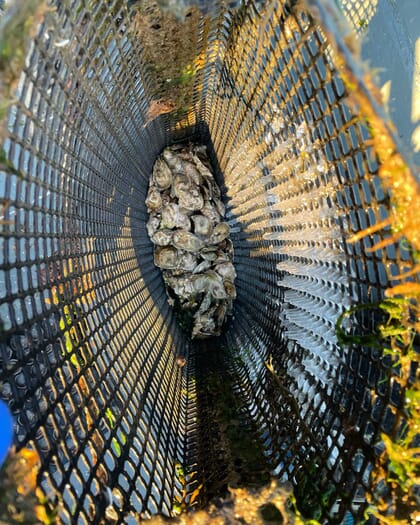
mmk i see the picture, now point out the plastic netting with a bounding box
[0,0,419,523]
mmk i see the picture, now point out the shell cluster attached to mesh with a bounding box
[146,143,236,338]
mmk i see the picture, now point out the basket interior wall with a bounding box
[0,0,416,524]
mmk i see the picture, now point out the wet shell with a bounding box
[151,229,172,246]
[173,231,204,253]
[210,222,230,244]
[192,215,213,237]
[154,246,178,269]
[194,271,227,300]
[172,174,191,198]
[153,158,172,190]
[214,250,231,264]
[171,174,191,199]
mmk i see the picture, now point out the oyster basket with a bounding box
[1,0,419,523]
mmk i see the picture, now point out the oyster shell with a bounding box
[151,229,172,246]
[172,174,191,198]
[199,246,218,261]
[224,280,237,299]
[201,201,221,224]
[154,246,178,270]
[192,313,217,339]
[175,210,191,230]
[145,187,162,212]
[207,272,228,300]
[178,187,204,212]
[161,203,178,229]
[213,197,225,217]
[198,292,213,313]
[215,262,237,281]
[147,215,161,238]
[183,161,202,186]
[192,154,213,179]
[193,259,212,274]
[153,158,172,190]
[210,222,230,244]
[191,215,212,237]
[164,275,195,298]
[146,142,237,339]
[214,303,227,327]
[162,148,183,171]
[192,273,212,294]
[161,203,191,230]
[173,231,204,253]
[177,251,197,272]
[214,251,231,264]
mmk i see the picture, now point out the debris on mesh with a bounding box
[137,480,296,524]
[146,143,236,339]
[0,445,58,524]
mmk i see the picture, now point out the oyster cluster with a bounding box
[146,143,236,339]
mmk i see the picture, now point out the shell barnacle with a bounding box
[145,142,236,339]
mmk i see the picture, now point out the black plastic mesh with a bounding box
[0,0,418,523]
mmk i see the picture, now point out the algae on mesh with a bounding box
[0,1,49,131]
[130,0,204,122]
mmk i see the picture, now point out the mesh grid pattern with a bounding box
[0,0,418,523]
